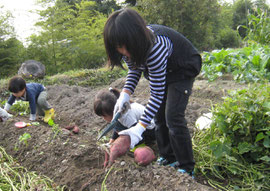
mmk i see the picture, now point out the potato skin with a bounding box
[134,146,156,166]
[72,126,79,134]
[106,135,131,167]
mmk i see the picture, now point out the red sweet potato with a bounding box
[106,135,131,167]
[65,125,74,130]
[103,150,109,168]
[134,146,156,166]
[72,126,79,134]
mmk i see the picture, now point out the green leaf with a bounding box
[238,142,252,154]
[255,132,265,142]
[263,136,270,148]
[259,155,270,162]
[48,119,55,126]
[262,102,270,110]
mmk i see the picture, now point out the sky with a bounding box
[0,0,270,44]
[0,0,42,44]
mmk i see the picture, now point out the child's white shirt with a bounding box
[119,102,155,130]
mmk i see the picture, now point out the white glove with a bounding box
[4,103,11,111]
[118,123,146,149]
[29,114,36,121]
[113,91,130,115]
[0,107,13,121]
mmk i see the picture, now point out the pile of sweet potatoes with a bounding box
[103,135,156,167]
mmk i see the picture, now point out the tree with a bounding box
[0,7,25,77]
[136,0,221,51]
[232,0,254,38]
[28,0,107,74]
[0,38,25,77]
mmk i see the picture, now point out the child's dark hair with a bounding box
[103,8,154,69]
[94,88,120,117]
[8,76,26,93]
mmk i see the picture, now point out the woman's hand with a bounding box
[113,91,130,115]
[118,122,146,149]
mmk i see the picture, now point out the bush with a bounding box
[215,27,241,49]
[193,83,270,190]
[211,83,270,163]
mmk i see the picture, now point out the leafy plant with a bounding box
[202,42,270,83]
[211,83,270,162]
[19,133,31,147]
[239,8,270,45]
[193,83,270,190]
[10,100,30,116]
[48,119,62,140]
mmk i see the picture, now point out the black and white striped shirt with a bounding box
[123,34,173,126]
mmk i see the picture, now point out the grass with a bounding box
[0,146,66,191]
[36,66,127,87]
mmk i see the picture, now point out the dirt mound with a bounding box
[0,78,245,190]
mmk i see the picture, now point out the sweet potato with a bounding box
[103,150,109,168]
[65,125,74,130]
[134,146,156,166]
[107,135,131,167]
[72,126,79,134]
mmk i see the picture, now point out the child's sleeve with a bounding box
[27,92,37,115]
[112,130,119,140]
[4,95,16,111]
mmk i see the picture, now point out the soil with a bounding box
[0,75,246,191]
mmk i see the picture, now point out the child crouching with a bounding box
[4,76,55,122]
[94,88,156,167]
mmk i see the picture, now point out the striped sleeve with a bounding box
[123,58,142,94]
[124,35,173,126]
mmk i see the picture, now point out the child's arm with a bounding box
[27,93,37,121]
[109,139,115,144]
[4,95,16,111]
[111,130,119,140]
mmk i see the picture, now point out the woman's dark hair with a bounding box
[103,8,154,69]
[93,88,120,117]
[8,76,26,93]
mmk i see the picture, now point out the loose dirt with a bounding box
[0,76,245,191]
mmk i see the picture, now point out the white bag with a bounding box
[195,112,213,130]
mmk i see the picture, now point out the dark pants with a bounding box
[155,79,195,172]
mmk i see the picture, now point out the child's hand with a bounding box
[109,139,115,144]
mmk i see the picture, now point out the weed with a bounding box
[48,119,62,140]
[19,133,31,147]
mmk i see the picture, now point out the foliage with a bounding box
[0,7,26,77]
[202,42,270,83]
[193,83,270,190]
[240,8,270,45]
[19,133,31,147]
[0,38,26,77]
[36,66,128,87]
[9,100,30,116]
[0,146,66,190]
[48,119,62,140]
[232,0,254,38]
[136,0,221,51]
[215,26,241,49]
[27,0,107,75]
[0,7,14,38]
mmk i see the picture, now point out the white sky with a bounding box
[0,0,270,45]
[0,0,42,44]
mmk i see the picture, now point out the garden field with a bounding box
[0,75,247,191]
